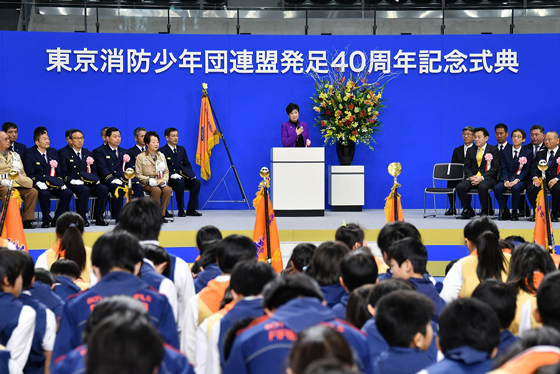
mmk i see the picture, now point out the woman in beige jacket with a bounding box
[135,131,172,222]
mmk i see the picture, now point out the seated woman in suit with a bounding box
[281,103,311,147]
[135,131,172,223]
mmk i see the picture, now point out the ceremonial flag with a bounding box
[196,92,220,181]
[534,185,555,252]
[1,190,28,252]
[384,184,404,223]
[252,181,283,273]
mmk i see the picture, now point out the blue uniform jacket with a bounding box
[373,346,436,374]
[378,269,392,281]
[224,297,371,374]
[23,146,65,187]
[0,292,25,348]
[29,281,64,318]
[408,276,446,321]
[93,144,140,184]
[11,141,27,158]
[422,346,493,374]
[194,263,221,294]
[51,343,189,374]
[500,144,533,182]
[332,293,350,320]
[362,317,389,362]
[319,283,347,308]
[52,271,178,361]
[53,276,81,301]
[19,293,48,374]
[496,330,519,359]
[58,145,101,184]
[0,351,9,374]
[159,144,196,179]
[141,260,166,291]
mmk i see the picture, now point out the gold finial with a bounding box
[538,160,549,172]
[124,168,135,180]
[388,162,402,178]
[260,167,270,179]
[8,169,19,181]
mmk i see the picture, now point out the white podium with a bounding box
[329,165,365,211]
[270,148,325,217]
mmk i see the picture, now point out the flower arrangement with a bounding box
[310,65,392,149]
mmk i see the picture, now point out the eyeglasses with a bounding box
[511,135,524,139]
[72,137,84,140]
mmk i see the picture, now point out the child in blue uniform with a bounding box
[376,221,422,281]
[192,225,223,293]
[50,259,83,301]
[471,279,518,359]
[29,269,64,318]
[308,241,350,307]
[373,290,436,374]
[52,231,178,362]
[420,298,500,374]
[224,273,371,374]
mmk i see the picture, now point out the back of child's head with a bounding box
[196,225,223,254]
[508,243,556,294]
[377,221,421,259]
[367,278,415,308]
[50,259,81,279]
[192,240,219,275]
[308,241,350,286]
[215,234,255,274]
[114,197,162,241]
[346,284,375,329]
[34,268,54,287]
[463,216,499,242]
[335,223,365,250]
[288,243,316,273]
[340,249,378,292]
[11,250,35,290]
[471,279,517,330]
[504,235,526,247]
[142,244,171,278]
[375,290,434,348]
[223,317,256,362]
[0,250,23,290]
[537,271,560,332]
[499,239,515,252]
[301,359,358,374]
[56,212,87,272]
[475,230,506,282]
[438,298,500,355]
[492,327,560,369]
[262,273,324,311]
[387,237,428,275]
[91,231,143,277]
[288,325,354,374]
[230,260,276,297]
[445,259,459,276]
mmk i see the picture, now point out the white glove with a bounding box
[170,173,182,179]
[36,182,47,190]
[61,185,67,190]
[96,181,100,185]
[111,179,123,185]
[70,179,84,185]
[0,179,10,187]
[148,178,157,187]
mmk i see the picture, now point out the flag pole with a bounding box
[260,167,272,263]
[0,170,18,234]
[538,160,554,253]
[388,162,402,222]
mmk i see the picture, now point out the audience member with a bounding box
[345,284,375,329]
[50,259,85,300]
[335,223,388,273]
[193,225,223,290]
[2,121,27,157]
[127,127,147,162]
[29,268,64,319]
[307,241,350,308]
[376,221,422,281]
[282,243,316,275]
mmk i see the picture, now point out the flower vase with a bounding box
[336,140,356,165]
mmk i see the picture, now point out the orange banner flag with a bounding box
[384,184,404,223]
[1,190,28,252]
[196,92,220,181]
[533,185,555,252]
[252,182,283,273]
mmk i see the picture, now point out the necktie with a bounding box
[10,145,14,152]
[142,146,146,152]
[114,149,118,158]
[513,150,518,162]
[499,145,503,151]
[549,150,555,166]
[535,146,539,158]
[476,148,483,176]
[78,152,82,160]
[173,148,177,155]
[43,153,48,164]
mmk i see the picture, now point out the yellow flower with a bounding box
[313,106,320,112]
[339,104,343,109]
[354,107,360,113]
[343,97,348,102]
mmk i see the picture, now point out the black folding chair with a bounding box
[424,163,464,218]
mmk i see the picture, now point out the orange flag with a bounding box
[1,190,28,252]
[196,92,220,181]
[534,185,555,252]
[252,181,283,273]
[384,184,404,223]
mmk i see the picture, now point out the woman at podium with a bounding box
[281,103,311,147]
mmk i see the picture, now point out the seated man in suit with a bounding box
[59,129,109,227]
[495,123,510,153]
[127,127,146,164]
[2,122,27,158]
[526,131,560,222]
[523,125,546,160]
[23,127,73,228]
[456,127,500,219]
[93,127,143,223]
[0,131,38,229]
[159,127,201,217]
[494,129,532,221]
[446,126,474,215]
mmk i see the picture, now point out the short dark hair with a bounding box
[215,234,256,274]
[143,244,171,278]
[438,298,500,354]
[56,212,86,273]
[445,259,458,276]
[134,127,146,138]
[0,250,23,289]
[309,241,350,286]
[537,271,560,331]
[223,317,256,362]
[377,222,421,257]
[164,128,178,137]
[65,129,75,140]
[367,278,415,308]
[2,122,17,132]
[12,250,34,290]
[33,126,48,142]
[511,128,527,140]
[340,249,378,292]
[375,290,433,347]
[387,238,428,275]
[143,131,159,147]
[463,216,499,242]
[462,126,475,134]
[495,123,508,133]
[230,261,276,297]
[335,223,365,250]
[508,243,556,294]
[70,129,84,139]
[100,127,109,137]
[192,240,219,274]
[301,359,357,374]
[473,127,490,138]
[531,125,545,135]
[34,268,54,286]
[262,273,324,311]
[346,284,375,329]
[50,259,81,279]
[105,127,120,138]
[287,243,316,272]
[472,279,517,330]
[91,231,143,277]
[504,235,526,246]
[196,225,223,253]
[116,198,162,241]
[286,103,299,115]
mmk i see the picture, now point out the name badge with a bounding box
[167,157,171,160]
[36,162,40,165]
[69,159,74,162]
[106,156,111,159]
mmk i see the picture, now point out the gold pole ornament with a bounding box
[388,162,402,222]
[202,82,208,97]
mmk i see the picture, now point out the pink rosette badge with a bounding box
[122,154,130,172]
[516,156,527,175]
[557,157,560,174]
[49,159,58,177]
[484,153,493,172]
[86,156,94,173]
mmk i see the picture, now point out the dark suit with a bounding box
[23,146,73,223]
[448,144,473,209]
[456,144,500,213]
[59,145,109,220]
[523,142,546,160]
[10,142,27,159]
[127,144,144,165]
[526,147,560,214]
[93,144,143,220]
[494,145,532,212]
[159,144,201,213]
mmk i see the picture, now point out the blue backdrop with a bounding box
[0,31,556,209]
